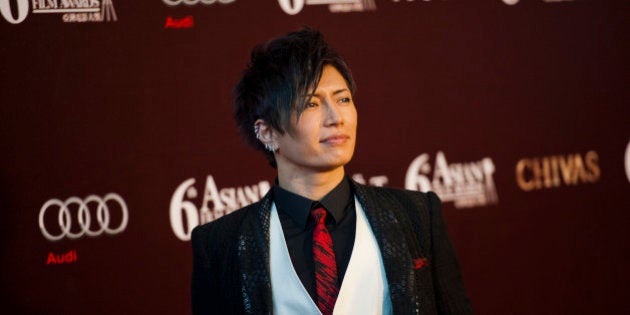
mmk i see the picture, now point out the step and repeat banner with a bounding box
[1,0,628,314]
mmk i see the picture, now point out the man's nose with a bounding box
[324,100,343,126]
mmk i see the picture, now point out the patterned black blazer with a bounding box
[191,180,472,314]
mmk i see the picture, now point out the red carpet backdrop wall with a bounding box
[1,0,628,314]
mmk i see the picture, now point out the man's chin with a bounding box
[313,157,353,172]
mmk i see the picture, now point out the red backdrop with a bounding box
[1,0,629,314]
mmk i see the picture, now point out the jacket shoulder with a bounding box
[354,183,440,212]
[193,200,260,232]
[190,200,264,314]
[191,201,261,246]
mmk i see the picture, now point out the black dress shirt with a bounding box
[272,176,357,303]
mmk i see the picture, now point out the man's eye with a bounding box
[340,97,351,103]
[306,102,318,108]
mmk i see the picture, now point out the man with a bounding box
[191,28,472,314]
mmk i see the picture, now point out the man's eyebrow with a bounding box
[305,88,349,98]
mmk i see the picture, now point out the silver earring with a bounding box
[264,143,278,152]
[254,125,261,140]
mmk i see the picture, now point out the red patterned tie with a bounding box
[311,207,339,315]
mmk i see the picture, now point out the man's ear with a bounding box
[254,119,279,152]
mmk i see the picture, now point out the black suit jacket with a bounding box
[191,181,472,314]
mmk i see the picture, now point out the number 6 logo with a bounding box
[0,0,28,24]
[278,0,304,15]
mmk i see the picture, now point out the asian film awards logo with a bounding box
[0,0,117,24]
[170,175,271,241]
[278,0,376,15]
[405,151,499,208]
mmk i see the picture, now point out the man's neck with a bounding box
[277,167,345,201]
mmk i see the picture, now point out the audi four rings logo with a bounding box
[163,0,236,6]
[39,193,129,241]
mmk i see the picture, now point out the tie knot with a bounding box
[310,207,327,225]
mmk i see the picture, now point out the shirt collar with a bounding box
[273,176,352,228]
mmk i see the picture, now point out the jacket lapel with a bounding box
[236,191,274,314]
[352,181,418,314]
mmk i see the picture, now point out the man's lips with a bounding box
[320,134,350,144]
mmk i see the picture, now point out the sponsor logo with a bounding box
[46,249,77,265]
[502,0,574,4]
[626,141,630,183]
[0,0,117,24]
[39,193,129,241]
[170,175,271,241]
[405,151,498,208]
[278,0,376,15]
[164,15,194,28]
[161,0,233,28]
[163,0,236,7]
[515,151,600,191]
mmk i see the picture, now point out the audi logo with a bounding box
[163,0,236,6]
[39,193,129,241]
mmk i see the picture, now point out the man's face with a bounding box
[273,65,357,174]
